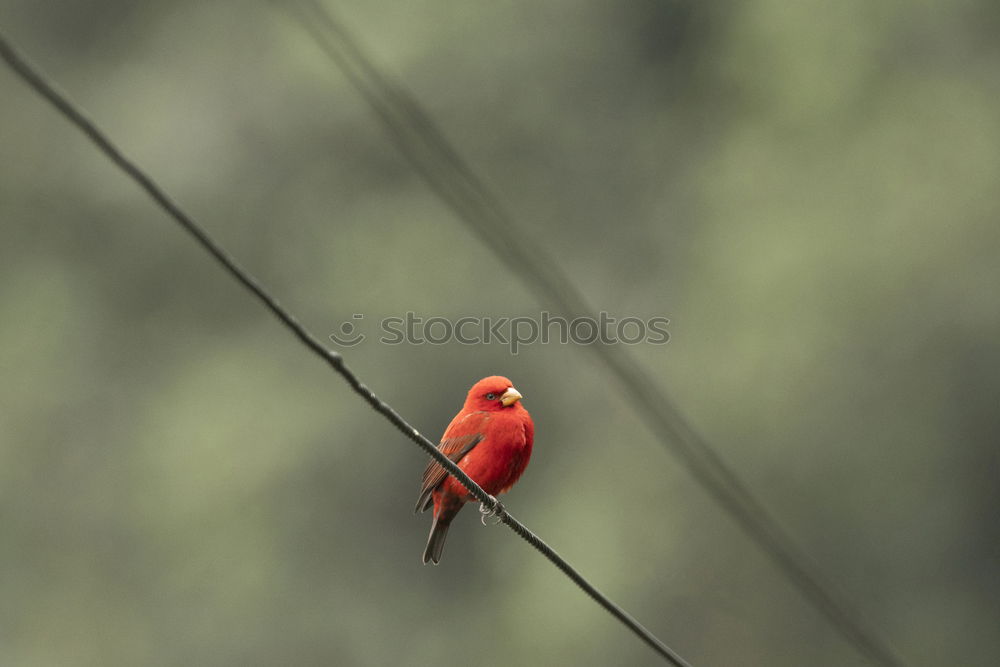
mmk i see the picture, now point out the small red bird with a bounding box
[416,375,534,564]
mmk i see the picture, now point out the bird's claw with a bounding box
[479,496,505,525]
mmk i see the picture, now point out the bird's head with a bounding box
[465,375,524,412]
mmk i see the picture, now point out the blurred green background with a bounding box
[2,1,998,665]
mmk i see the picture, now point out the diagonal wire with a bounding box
[0,31,692,667]
[282,3,909,666]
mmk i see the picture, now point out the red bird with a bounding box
[416,376,534,564]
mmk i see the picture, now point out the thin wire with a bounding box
[0,31,692,667]
[283,4,908,667]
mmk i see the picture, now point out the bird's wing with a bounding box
[414,412,488,513]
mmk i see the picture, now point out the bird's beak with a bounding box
[500,386,523,407]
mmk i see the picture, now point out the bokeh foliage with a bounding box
[2,1,998,665]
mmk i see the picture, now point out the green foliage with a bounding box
[2,1,998,665]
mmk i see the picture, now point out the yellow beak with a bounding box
[500,386,523,407]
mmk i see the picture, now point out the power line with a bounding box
[283,3,908,666]
[0,31,692,667]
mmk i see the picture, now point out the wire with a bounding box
[0,30,693,667]
[282,3,908,666]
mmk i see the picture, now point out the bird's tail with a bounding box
[422,509,458,565]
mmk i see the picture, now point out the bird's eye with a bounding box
[485,392,497,400]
